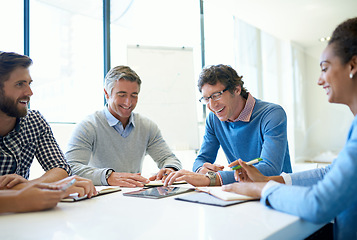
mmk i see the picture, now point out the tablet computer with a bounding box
[123,186,194,199]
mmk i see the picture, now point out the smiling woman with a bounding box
[222,17,357,240]
[318,42,356,106]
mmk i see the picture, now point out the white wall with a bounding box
[127,45,200,151]
[295,44,354,162]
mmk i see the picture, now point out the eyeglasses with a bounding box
[199,87,229,104]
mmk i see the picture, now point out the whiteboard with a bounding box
[127,45,199,150]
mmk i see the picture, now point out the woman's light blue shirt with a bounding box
[262,115,357,240]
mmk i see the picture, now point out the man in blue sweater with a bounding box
[165,64,291,186]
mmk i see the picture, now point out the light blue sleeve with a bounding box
[290,165,331,186]
[261,118,357,228]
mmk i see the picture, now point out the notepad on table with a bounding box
[61,186,121,202]
[195,186,257,201]
[175,192,246,207]
[175,187,257,207]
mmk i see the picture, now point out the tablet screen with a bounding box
[123,186,193,199]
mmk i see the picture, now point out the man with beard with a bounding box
[0,52,96,199]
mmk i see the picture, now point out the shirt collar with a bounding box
[229,93,255,122]
[2,116,25,138]
[14,118,21,132]
[104,106,135,128]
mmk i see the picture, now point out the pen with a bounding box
[231,158,263,170]
[61,179,76,191]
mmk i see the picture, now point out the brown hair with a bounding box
[0,52,32,90]
[198,64,248,99]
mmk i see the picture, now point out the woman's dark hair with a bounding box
[328,17,357,64]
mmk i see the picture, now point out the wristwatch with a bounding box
[105,169,114,183]
[205,171,217,186]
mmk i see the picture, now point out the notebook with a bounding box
[175,192,248,207]
[175,186,258,207]
[61,186,121,202]
[195,186,257,201]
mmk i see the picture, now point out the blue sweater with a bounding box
[262,115,357,240]
[193,98,292,184]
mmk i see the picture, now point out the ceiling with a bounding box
[39,0,357,49]
[223,0,357,48]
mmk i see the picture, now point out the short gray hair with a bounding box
[104,65,141,95]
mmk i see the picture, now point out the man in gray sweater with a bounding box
[65,66,182,187]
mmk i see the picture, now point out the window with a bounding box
[29,0,104,123]
[0,0,24,53]
[109,0,203,150]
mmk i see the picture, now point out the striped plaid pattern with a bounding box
[229,93,256,122]
[0,110,71,179]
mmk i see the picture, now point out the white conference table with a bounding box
[0,186,323,240]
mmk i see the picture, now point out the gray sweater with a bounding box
[65,109,182,185]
